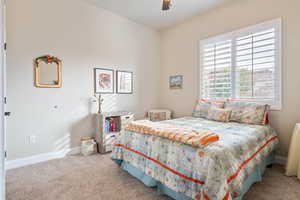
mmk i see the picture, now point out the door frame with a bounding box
[0,0,5,199]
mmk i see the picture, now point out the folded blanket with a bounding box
[125,120,219,147]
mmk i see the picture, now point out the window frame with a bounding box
[199,18,282,110]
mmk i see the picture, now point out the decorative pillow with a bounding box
[193,100,225,118]
[224,101,269,125]
[201,98,227,105]
[207,108,232,122]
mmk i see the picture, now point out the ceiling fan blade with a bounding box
[162,0,171,11]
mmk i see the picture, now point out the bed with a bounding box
[111,117,278,200]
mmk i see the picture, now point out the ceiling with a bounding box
[84,0,234,30]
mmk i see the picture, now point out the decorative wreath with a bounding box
[35,55,62,64]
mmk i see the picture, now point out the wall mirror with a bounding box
[34,55,62,88]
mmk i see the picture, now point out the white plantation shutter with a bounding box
[200,19,282,109]
[202,40,232,98]
[235,29,276,99]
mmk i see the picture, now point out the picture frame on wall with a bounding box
[116,70,133,94]
[169,75,183,89]
[94,68,114,94]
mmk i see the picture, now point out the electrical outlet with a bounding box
[29,135,36,144]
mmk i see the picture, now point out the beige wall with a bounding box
[7,0,160,160]
[160,0,300,156]
[7,0,300,160]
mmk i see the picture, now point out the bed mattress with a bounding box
[112,117,278,200]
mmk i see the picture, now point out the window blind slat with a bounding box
[236,43,275,52]
[237,49,274,58]
[236,37,275,48]
[237,30,274,41]
[236,55,274,63]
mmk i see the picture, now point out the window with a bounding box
[200,19,282,110]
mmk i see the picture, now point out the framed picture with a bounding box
[116,70,133,94]
[169,75,183,89]
[94,68,114,94]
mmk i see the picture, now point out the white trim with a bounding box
[200,18,281,45]
[274,18,282,111]
[5,147,81,170]
[0,0,5,199]
[275,155,287,166]
[199,18,282,110]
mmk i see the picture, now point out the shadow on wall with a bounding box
[53,115,94,155]
[102,94,118,113]
[53,94,120,153]
[69,114,95,148]
[88,94,118,114]
[53,133,71,155]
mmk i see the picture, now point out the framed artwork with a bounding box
[116,70,133,94]
[169,75,183,89]
[94,68,114,94]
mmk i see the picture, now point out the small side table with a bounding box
[286,123,300,179]
[95,111,134,154]
[148,109,171,122]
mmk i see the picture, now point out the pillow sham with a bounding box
[201,98,227,104]
[193,101,210,118]
[224,101,269,125]
[207,108,232,122]
[193,100,225,118]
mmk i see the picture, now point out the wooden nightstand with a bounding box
[286,123,300,179]
[95,111,134,154]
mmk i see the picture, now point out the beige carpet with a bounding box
[6,154,300,200]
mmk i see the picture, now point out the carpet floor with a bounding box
[6,154,300,200]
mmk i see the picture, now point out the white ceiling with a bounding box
[84,0,234,30]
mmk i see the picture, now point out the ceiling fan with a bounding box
[162,0,172,11]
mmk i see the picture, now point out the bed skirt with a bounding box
[112,152,275,200]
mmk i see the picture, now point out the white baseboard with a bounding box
[5,147,81,170]
[275,155,287,165]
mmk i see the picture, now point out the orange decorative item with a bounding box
[34,55,62,88]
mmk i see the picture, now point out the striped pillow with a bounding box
[224,101,269,125]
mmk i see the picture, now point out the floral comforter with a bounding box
[112,117,278,200]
